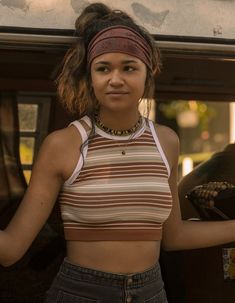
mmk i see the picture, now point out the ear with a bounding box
[152,66,160,76]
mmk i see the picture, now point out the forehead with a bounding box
[92,52,144,65]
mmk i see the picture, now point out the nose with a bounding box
[109,70,124,86]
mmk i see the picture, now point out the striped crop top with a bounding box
[59,116,172,241]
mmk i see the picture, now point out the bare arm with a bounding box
[0,126,81,266]
[157,125,235,251]
[178,159,212,219]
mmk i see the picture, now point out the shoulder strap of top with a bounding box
[70,120,88,142]
[148,120,171,178]
[81,115,92,127]
[63,117,90,186]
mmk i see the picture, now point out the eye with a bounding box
[124,65,136,72]
[95,66,109,73]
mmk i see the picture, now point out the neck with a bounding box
[96,110,142,136]
[98,109,140,131]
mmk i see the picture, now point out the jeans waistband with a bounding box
[60,258,162,288]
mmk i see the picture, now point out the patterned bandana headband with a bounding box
[87,25,153,71]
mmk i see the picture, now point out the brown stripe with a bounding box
[60,201,172,208]
[60,196,172,203]
[79,167,167,176]
[60,196,172,204]
[79,162,166,170]
[63,229,162,241]
[88,141,156,151]
[75,174,168,182]
[78,172,168,180]
[60,191,171,197]
[81,164,166,172]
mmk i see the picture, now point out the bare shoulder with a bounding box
[42,125,82,152]
[154,123,180,169]
[35,125,83,182]
[155,123,179,147]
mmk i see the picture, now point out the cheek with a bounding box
[91,78,100,94]
[90,73,96,88]
[92,83,103,98]
[91,74,105,89]
[90,79,105,103]
[139,74,147,93]
[140,68,147,84]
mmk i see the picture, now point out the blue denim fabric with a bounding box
[44,258,168,303]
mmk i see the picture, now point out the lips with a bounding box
[106,91,128,95]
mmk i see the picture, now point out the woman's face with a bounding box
[90,52,147,113]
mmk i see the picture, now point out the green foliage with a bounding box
[158,100,216,131]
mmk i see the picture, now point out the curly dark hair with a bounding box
[57,2,161,117]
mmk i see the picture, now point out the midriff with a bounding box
[66,241,161,274]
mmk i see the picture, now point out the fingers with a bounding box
[185,181,235,210]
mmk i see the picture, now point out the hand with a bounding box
[186,181,235,209]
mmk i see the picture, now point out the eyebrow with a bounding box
[94,60,139,65]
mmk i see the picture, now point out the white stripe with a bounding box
[81,115,92,127]
[149,120,171,177]
[64,121,88,185]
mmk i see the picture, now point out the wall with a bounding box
[0,0,235,39]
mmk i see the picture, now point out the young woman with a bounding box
[1,3,235,303]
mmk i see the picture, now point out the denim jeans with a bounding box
[44,258,168,303]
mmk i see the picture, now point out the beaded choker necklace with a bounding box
[95,115,142,136]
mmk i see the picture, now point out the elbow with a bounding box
[161,228,183,252]
[0,253,22,267]
[1,259,16,267]
[161,240,178,252]
[0,235,25,267]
